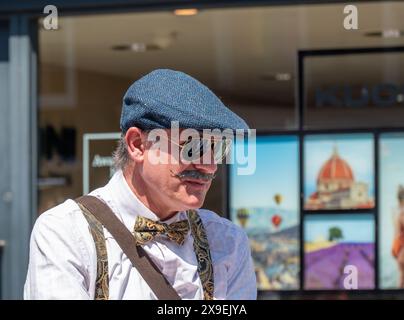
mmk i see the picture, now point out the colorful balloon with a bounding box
[274,194,283,206]
[237,208,250,228]
[271,214,282,228]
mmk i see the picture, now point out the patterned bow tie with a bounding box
[133,215,190,246]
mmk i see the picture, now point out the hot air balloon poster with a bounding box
[229,135,300,290]
[304,214,375,290]
[304,133,375,211]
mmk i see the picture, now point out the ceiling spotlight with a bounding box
[174,8,198,16]
[260,73,292,81]
[364,29,404,38]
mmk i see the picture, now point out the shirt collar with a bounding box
[105,169,186,228]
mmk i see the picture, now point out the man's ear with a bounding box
[125,127,145,163]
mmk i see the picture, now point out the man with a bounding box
[24,69,257,300]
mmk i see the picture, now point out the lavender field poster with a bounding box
[230,136,300,290]
[304,214,375,290]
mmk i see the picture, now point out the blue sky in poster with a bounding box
[304,214,375,243]
[229,135,299,211]
[304,134,374,199]
[379,133,404,288]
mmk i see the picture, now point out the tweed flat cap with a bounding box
[120,69,249,133]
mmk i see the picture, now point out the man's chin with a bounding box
[180,195,205,210]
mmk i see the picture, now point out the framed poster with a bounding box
[304,133,374,211]
[229,135,300,290]
[304,213,375,290]
[82,132,121,194]
[379,133,404,289]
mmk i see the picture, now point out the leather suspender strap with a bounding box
[76,195,181,300]
[80,205,109,300]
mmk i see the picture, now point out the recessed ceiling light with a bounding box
[364,29,404,38]
[174,8,198,16]
[111,42,162,52]
[112,32,177,53]
[260,73,292,81]
[129,43,147,52]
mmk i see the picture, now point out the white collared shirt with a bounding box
[24,170,257,300]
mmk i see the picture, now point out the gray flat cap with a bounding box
[120,69,249,133]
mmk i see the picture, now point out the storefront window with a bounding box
[36,1,404,298]
[303,50,404,129]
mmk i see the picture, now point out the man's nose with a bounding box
[192,161,217,175]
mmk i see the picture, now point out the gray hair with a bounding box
[113,135,131,171]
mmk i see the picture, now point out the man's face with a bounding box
[140,129,218,213]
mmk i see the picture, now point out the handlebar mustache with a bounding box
[170,170,216,181]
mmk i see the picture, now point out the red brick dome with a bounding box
[317,146,354,184]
